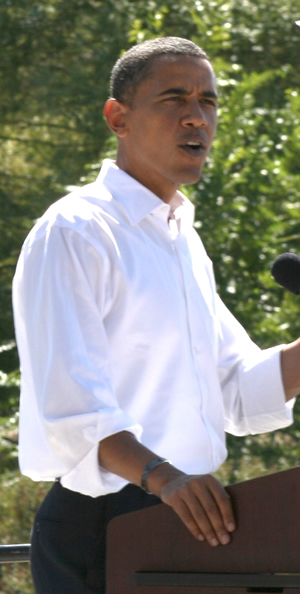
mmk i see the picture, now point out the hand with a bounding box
[98,431,235,546]
[157,472,235,546]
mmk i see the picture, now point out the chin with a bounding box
[179,168,203,185]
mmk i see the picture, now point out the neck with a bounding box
[116,154,179,204]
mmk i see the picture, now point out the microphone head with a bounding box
[271,252,300,295]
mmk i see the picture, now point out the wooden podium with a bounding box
[106,467,300,593]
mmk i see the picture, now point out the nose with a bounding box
[181,100,208,128]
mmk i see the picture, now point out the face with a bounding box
[106,55,218,202]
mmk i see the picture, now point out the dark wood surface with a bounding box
[106,467,300,593]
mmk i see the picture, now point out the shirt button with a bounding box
[194,346,199,355]
[161,205,169,212]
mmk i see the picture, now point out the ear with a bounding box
[104,98,129,138]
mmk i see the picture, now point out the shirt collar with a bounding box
[96,159,195,228]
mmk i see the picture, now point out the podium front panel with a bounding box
[106,467,300,593]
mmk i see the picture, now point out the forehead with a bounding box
[136,54,217,99]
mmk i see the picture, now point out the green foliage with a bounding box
[216,418,300,484]
[189,71,300,342]
[0,473,50,594]
[0,0,136,366]
[0,1,300,589]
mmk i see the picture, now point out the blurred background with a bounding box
[0,0,299,591]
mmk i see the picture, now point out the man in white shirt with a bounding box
[13,37,300,593]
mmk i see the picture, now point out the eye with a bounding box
[165,95,185,102]
[200,98,217,107]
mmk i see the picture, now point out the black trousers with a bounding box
[30,481,161,593]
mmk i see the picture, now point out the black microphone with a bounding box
[271,252,300,295]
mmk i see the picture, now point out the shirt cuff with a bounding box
[239,344,294,434]
[60,412,143,497]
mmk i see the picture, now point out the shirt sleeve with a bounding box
[216,295,294,436]
[13,223,142,497]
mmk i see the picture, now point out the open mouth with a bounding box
[180,141,206,157]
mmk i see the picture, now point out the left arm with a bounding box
[281,338,300,401]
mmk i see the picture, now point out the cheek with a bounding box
[129,112,178,153]
[143,124,171,150]
[211,113,217,132]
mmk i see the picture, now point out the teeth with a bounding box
[187,141,201,147]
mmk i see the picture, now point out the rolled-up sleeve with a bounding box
[216,295,294,436]
[13,222,142,497]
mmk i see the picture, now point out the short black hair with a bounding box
[110,37,210,105]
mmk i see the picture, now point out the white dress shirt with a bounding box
[13,159,293,497]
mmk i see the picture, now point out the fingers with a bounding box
[160,474,235,546]
[206,475,236,534]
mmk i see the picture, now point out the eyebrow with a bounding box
[158,87,218,100]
